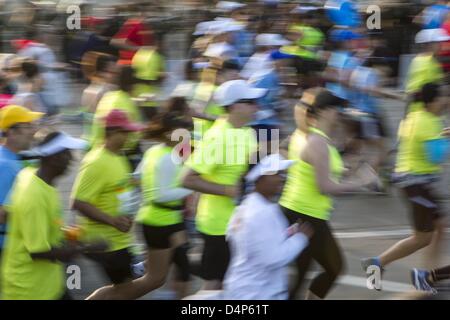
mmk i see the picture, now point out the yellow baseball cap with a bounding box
[0,105,44,131]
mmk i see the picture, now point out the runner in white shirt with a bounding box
[223,154,313,300]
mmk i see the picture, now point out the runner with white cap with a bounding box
[0,131,89,300]
[223,153,313,300]
[405,28,449,114]
[241,34,291,79]
[182,79,266,290]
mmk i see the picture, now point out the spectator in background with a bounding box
[80,53,117,140]
[110,4,154,66]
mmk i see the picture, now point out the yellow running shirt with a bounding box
[1,168,65,300]
[71,147,133,252]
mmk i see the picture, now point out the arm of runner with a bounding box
[30,244,82,263]
[305,135,362,195]
[244,209,311,268]
[153,153,193,203]
[72,200,132,233]
[182,169,239,198]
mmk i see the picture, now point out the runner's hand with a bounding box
[225,183,241,198]
[298,221,314,239]
[110,216,133,233]
[354,163,380,189]
[81,240,110,253]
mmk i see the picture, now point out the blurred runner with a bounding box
[0,105,43,259]
[0,131,87,300]
[80,53,117,140]
[223,153,313,300]
[72,110,145,299]
[405,28,448,113]
[87,98,194,300]
[110,5,154,66]
[362,83,448,285]
[90,65,144,169]
[182,80,265,290]
[131,43,166,121]
[279,88,378,299]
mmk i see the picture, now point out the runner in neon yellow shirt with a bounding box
[405,29,447,113]
[131,46,166,120]
[279,88,375,299]
[85,98,195,300]
[1,131,87,300]
[72,110,145,296]
[90,66,142,148]
[363,83,448,282]
[182,80,264,290]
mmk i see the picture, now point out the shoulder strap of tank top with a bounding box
[309,127,330,141]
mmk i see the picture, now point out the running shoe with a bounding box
[411,268,437,294]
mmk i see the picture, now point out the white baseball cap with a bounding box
[216,1,246,12]
[23,132,88,157]
[193,21,216,36]
[203,42,236,58]
[256,33,292,47]
[214,79,267,106]
[206,21,244,35]
[246,154,296,183]
[291,5,321,14]
[415,28,450,44]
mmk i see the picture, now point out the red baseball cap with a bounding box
[104,109,145,132]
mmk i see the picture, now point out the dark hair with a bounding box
[96,54,117,74]
[21,60,39,78]
[145,97,192,139]
[414,83,441,105]
[116,65,135,92]
[221,59,241,71]
[301,88,345,117]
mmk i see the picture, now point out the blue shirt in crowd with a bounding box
[0,145,23,250]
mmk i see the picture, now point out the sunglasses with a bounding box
[236,99,257,104]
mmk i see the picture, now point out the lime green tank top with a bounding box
[136,144,184,226]
[279,128,344,220]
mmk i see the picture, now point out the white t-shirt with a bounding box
[223,192,308,300]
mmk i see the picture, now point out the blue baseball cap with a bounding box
[329,29,364,42]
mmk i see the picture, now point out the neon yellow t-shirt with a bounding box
[406,54,444,113]
[1,168,65,300]
[185,119,257,235]
[395,110,443,174]
[136,144,184,226]
[191,83,225,141]
[281,24,324,60]
[90,90,142,150]
[71,147,133,252]
[279,128,344,221]
[131,48,165,107]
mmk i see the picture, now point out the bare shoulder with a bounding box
[302,134,329,163]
